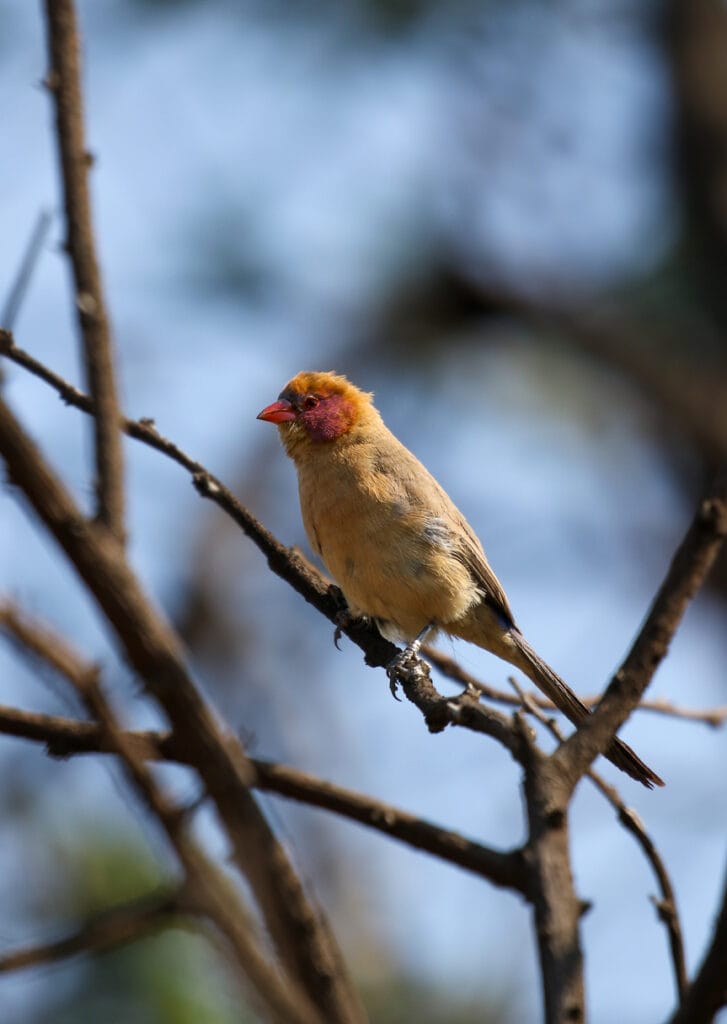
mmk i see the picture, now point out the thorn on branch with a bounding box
[41,71,60,91]
[192,471,220,497]
[75,291,98,317]
[700,496,727,535]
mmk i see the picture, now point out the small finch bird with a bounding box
[258,371,663,788]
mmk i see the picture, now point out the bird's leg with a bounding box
[386,623,434,698]
[328,585,353,649]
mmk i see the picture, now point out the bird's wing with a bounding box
[388,440,518,630]
[447,508,517,629]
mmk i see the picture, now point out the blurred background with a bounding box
[1,0,727,1021]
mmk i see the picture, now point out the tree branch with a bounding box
[0,209,52,332]
[0,395,365,1024]
[69,662,321,1024]
[512,682,687,1000]
[0,889,181,975]
[554,469,727,790]
[42,0,125,541]
[517,723,585,1023]
[668,862,727,1024]
[424,646,727,728]
[0,697,527,895]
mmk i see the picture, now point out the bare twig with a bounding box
[0,889,182,975]
[71,665,321,1024]
[555,469,727,790]
[0,599,95,688]
[424,646,727,728]
[668,862,727,1024]
[511,679,687,1001]
[42,0,124,541]
[0,396,365,1024]
[1,210,53,331]
[0,697,527,894]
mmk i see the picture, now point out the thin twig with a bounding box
[0,889,182,974]
[424,646,727,728]
[555,469,727,790]
[668,862,727,1024]
[71,665,321,1024]
[42,0,125,541]
[0,697,527,894]
[1,210,53,331]
[510,678,687,1001]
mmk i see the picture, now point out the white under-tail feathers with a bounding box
[506,630,663,788]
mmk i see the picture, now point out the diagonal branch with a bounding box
[0,699,527,894]
[0,395,365,1024]
[668,861,727,1024]
[0,209,53,332]
[42,0,125,541]
[0,889,181,975]
[70,663,321,1024]
[554,469,727,791]
[424,646,727,728]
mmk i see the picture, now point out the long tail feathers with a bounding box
[508,632,664,789]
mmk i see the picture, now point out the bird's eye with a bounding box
[301,395,319,410]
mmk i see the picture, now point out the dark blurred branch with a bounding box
[555,469,727,790]
[516,718,584,1023]
[71,661,321,1024]
[0,599,98,689]
[668,862,727,1024]
[0,395,365,1024]
[0,695,527,894]
[0,600,584,1019]
[0,210,52,332]
[668,0,727,329]
[42,0,125,541]
[512,682,687,1001]
[0,889,182,975]
[425,647,727,727]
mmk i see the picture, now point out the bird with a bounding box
[257,370,663,789]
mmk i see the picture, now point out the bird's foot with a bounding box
[328,585,352,650]
[386,624,433,700]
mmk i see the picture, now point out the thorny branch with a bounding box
[42,0,125,541]
[71,659,322,1024]
[555,468,727,791]
[0,594,524,894]
[668,861,727,1024]
[0,699,527,895]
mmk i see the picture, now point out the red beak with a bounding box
[257,399,297,424]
